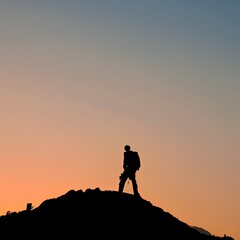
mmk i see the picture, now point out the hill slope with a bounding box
[0,188,235,239]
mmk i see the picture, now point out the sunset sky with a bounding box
[1,1,240,239]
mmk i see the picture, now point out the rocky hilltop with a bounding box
[0,188,234,240]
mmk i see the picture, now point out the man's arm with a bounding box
[123,152,128,170]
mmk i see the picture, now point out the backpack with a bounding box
[132,151,141,170]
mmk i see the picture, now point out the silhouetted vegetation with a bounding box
[0,188,235,239]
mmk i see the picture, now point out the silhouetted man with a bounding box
[118,145,141,197]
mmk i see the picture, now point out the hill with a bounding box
[192,226,212,236]
[0,188,235,239]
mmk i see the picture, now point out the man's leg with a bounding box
[129,172,141,197]
[132,178,140,196]
[119,172,127,193]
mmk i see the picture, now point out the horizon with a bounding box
[1,1,239,240]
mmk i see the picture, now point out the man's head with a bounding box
[124,145,131,152]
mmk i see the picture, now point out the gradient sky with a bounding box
[1,1,240,239]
